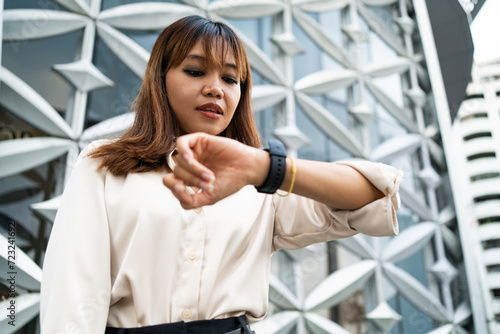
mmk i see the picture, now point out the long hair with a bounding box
[89,15,261,175]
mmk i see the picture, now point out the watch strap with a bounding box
[255,139,287,194]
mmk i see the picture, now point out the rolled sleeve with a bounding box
[272,160,402,251]
[335,160,402,236]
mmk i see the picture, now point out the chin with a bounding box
[181,122,230,136]
[184,128,225,136]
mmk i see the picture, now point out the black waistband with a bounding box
[105,315,254,334]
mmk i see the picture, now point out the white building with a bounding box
[455,60,500,333]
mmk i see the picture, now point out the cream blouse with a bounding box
[40,140,402,334]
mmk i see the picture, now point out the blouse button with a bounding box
[187,251,197,261]
[182,309,192,319]
[193,207,202,213]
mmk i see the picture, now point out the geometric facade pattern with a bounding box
[0,0,483,333]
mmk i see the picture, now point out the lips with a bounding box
[196,103,223,115]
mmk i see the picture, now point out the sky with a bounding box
[470,0,500,64]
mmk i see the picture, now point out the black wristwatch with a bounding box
[255,139,287,194]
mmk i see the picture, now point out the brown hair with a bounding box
[89,15,261,175]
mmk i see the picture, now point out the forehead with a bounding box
[184,40,236,67]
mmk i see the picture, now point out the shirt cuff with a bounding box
[332,160,403,236]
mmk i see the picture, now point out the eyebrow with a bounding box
[185,54,237,70]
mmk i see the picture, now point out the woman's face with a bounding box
[165,40,241,136]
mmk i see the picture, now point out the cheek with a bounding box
[169,87,191,111]
[226,91,241,124]
[229,88,242,110]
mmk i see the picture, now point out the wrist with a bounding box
[249,148,270,187]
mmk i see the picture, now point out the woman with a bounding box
[40,15,402,334]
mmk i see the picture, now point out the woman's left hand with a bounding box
[162,133,269,209]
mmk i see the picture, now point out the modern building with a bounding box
[454,60,500,333]
[0,0,493,333]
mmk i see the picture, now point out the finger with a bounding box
[174,155,215,184]
[163,174,216,209]
[175,134,216,183]
[163,174,197,207]
[180,194,213,210]
[173,166,215,193]
[175,152,216,185]
[162,173,184,193]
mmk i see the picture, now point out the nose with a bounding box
[202,75,224,98]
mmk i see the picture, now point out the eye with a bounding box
[223,77,238,85]
[183,69,204,77]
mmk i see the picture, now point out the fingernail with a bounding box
[174,184,184,193]
[183,153,193,165]
[201,182,214,193]
[202,173,215,183]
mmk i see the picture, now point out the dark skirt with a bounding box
[104,315,255,334]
